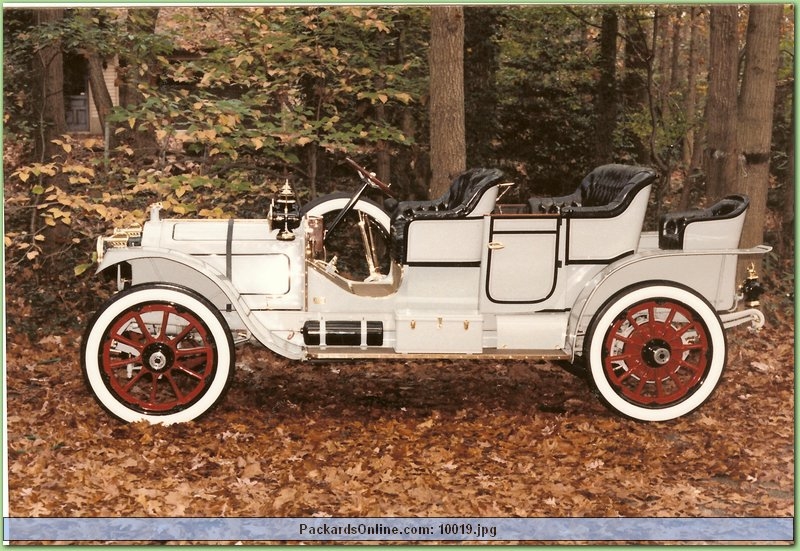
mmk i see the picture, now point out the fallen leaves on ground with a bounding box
[5,319,794,543]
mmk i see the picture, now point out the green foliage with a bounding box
[110,7,424,180]
[493,7,599,194]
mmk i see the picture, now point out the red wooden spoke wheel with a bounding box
[82,284,235,424]
[602,299,710,407]
[585,283,726,422]
[102,303,217,413]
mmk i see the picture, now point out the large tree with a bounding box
[735,5,784,251]
[32,9,67,161]
[704,6,739,200]
[428,6,466,199]
[594,8,618,165]
[119,8,160,153]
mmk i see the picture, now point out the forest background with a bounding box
[2,5,796,539]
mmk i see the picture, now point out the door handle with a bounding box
[488,241,505,250]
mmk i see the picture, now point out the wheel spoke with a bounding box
[107,356,141,370]
[174,364,205,380]
[170,323,196,346]
[133,312,155,343]
[164,372,186,403]
[159,309,171,340]
[110,331,145,352]
[121,369,148,393]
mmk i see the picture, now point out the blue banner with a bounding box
[3,517,794,542]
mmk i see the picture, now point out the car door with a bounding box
[482,215,561,304]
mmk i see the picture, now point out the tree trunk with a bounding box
[734,5,784,253]
[704,6,739,201]
[621,12,651,164]
[681,7,700,170]
[84,51,114,142]
[669,11,683,91]
[429,6,466,199]
[119,8,159,155]
[594,8,618,165]
[33,9,66,162]
[678,8,703,209]
[374,62,391,184]
[655,8,671,122]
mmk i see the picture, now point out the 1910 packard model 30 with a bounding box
[82,158,769,424]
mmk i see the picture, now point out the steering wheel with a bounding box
[322,157,397,245]
[345,157,397,199]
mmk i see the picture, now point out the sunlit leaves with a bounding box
[107,7,422,167]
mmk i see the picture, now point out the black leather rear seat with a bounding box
[659,194,749,249]
[529,164,657,217]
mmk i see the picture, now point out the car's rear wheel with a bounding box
[584,282,726,421]
[81,284,235,424]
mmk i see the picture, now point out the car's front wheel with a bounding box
[584,282,726,422]
[81,283,235,424]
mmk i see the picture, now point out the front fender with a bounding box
[95,247,306,359]
[97,247,240,311]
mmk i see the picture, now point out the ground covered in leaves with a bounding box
[5,304,794,543]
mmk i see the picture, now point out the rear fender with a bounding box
[565,247,767,359]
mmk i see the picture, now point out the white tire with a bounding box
[584,282,726,422]
[81,284,235,424]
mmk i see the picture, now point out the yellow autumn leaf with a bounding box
[251,137,264,150]
[74,263,92,276]
[128,118,136,129]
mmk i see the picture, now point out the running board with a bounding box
[306,347,571,361]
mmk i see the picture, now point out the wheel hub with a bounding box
[143,342,174,372]
[642,338,672,367]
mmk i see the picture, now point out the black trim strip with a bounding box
[406,261,482,268]
[491,229,558,236]
[225,219,234,279]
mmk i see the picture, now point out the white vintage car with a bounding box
[82,159,769,424]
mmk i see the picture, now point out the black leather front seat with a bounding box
[390,168,506,263]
